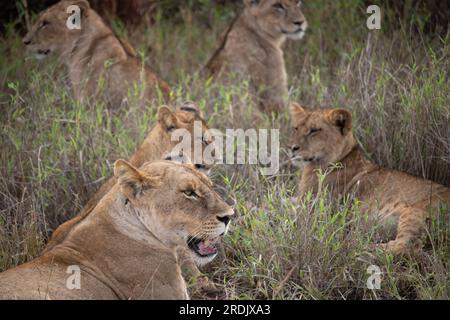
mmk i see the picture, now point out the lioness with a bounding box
[44,104,213,252]
[0,160,234,299]
[288,103,450,254]
[22,0,170,111]
[204,0,307,113]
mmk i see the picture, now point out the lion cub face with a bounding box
[114,160,234,265]
[22,0,90,59]
[288,103,354,167]
[158,104,217,175]
[245,0,308,40]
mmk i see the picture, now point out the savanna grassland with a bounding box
[0,1,449,299]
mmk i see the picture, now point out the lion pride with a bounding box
[288,103,450,254]
[22,0,170,111]
[204,0,308,113]
[0,160,234,299]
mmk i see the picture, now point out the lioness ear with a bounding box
[157,106,178,132]
[114,160,160,199]
[289,103,306,117]
[327,109,352,135]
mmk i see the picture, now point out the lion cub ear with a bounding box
[157,106,178,132]
[114,160,160,199]
[327,109,352,135]
[66,0,90,16]
[289,103,306,117]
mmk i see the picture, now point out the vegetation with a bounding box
[0,0,448,299]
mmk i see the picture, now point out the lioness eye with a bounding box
[294,127,298,131]
[183,189,199,199]
[272,3,285,11]
[41,20,49,28]
[307,128,321,136]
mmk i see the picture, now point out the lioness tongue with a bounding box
[197,240,216,255]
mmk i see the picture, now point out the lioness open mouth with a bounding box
[187,236,219,257]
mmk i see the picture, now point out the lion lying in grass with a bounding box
[42,104,219,294]
[22,0,170,111]
[0,160,234,299]
[289,103,450,254]
[204,0,308,113]
[44,104,213,252]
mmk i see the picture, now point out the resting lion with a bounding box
[204,0,308,113]
[44,103,212,251]
[0,160,234,299]
[288,103,450,254]
[22,0,170,111]
[41,104,217,293]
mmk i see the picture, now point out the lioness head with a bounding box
[22,0,91,59]
[288,103,355,167]
[157,103,216,175]
[114,160,234,265]
[243,0,308,41]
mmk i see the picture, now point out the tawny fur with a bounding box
[204,0,307,113]
[0,161,233,300]
[41,106,215,292]
[44,105,211,251]
[289,103,450,254]
[22,0,170,111]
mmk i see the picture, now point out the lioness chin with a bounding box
[289,103,450,254]
[0,160,234,300]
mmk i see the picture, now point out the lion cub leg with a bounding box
[177,247,218,294]
[382,206,426,255]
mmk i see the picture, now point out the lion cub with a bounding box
[22,0,170,111]
[0,160,234,299]
[204,0,307,113]
[288,103,449,254]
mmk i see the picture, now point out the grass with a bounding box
[0,1,449,299]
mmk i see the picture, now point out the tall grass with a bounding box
[0,1,448,299]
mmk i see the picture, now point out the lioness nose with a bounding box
[195,164,205,170]
[217,215,230,226]
[23,38,31,45]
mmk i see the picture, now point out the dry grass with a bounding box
[0,1,449,299]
